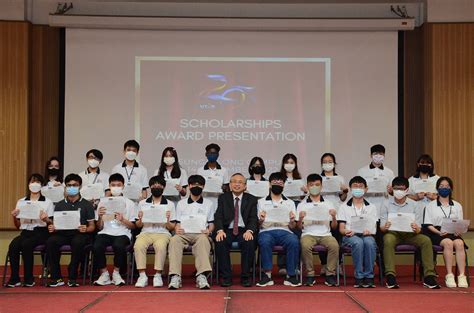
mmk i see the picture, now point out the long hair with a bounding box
[158,147,182,179]
[279,153,302,180]
[44,156,63,183]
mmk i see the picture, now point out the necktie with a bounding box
[233,197,240,236]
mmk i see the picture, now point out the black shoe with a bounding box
[354,278,364,288]
[423,275,440,289]
[256,274,274,287]
[221,279,233,287]
[47,278,65,287]
[364,277,375,288]
[325,275,337,287]
[6,279,21,288]
[67,279,79,287]
[304,276,316,286]
[386,274,399,289]
[23,279,35,287]
[241,279,252,287]
[284,275,302,287]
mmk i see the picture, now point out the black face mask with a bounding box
[48,168,60,176]
[271,184,284,195]
[418,165,432,174]
[151,188,164,197]
[190,186,203,196]
[252,166,264,175]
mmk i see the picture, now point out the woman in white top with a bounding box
[320,153,349,207]
[423,176,468,288]
[280,153,307,202]
[408,154,439,204]
[153,147,188,202]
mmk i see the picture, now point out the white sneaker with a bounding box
[168,275,182,289]
[135,275,148,288]
[457,274,468,288]
[196,274,210,289]
[445,273,457,288]
[112,271,125,286]
[153,274,163,287]
[94,271,112,286]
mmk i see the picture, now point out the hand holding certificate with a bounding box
[265,208,291,224]
[164,178,180,196]
[367,178,387,194]
[100,197,126,216]
[141,204,168,224]
[54,210,81,230]
[80,183,104,200]
[246,180,269,198]
[123,182,142,200]
[304,208,330,222]
[284,180,305,198]
[322,176,341,193]
[17,201,41,220]
[413,180,437,194]
[388,212,415,232]
[180,215,207,233]
[203,176,223,194]
[350,216,376,234]
[41,185,64,203]
[441,219,470,234]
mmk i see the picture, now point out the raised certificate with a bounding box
[180,215,207,233]
[100,197,126,215]
[203,176,223,194]
[80,183,104,200]
[441,219,470,234]
[350,216,376,234]
[17,201,41,220]
[388,212,415,232]
[246,180,269,198]
[141,204,168,224]
[54,210,81,230]
[284,180,305,198]
[41,185,64,203]
[123,182,142,200]
[164,178,180,196]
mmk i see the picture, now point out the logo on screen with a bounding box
[199,74,254,109]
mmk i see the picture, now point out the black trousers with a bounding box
[8,228,49,282]
[92,234,130,273]
[214,228,256,281]
[46,231,91,280]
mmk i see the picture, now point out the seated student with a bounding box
[44,156,63,187]
[380,176,440,289]
[297,174,339,287]
[134,176,176,288]
[94,173,136,286]
[79,149,110,203]
[337,176,378,288]
[256,172,301,287]
[153,147,188,202]
[407,154,439,205]
[423,176,468,288]
[46,174,96,287]
[168,175,215,290]
[111,139,148,202]
[7,174,54,288]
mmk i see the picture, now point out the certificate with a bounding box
[441,219,470,234]
[163,178,180,196]
[246,180,270,198]
[367,177,387,194]
[304,207,330,222]
[80,183,104,200]
[54,210,81,230]
[350,216,376,234]
[180,215,207,233]
[413,180,437,194]
[265,208,291,224]
[141,204,168,224]
[100,197,126,215]
[284,180,305,198]
[17,201,41,220]
[388,212,415,232]
[41,185,64,203]
[203,176,223,194]
[123,182,142,200]
[322,176,341,193]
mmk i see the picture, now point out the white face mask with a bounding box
[372,154,384,165]
[125,151,137,161]
[110,186,123,196]
[29,182,42,193]
[393,190,407,200]
[88,159,100,168]
[163,156,175,166]
[322,163,334,172]
[284,163,296,173]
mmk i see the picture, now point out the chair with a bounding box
[258,245,290,280]
[87,244,134,285]
[299,244,340,286]
[341,245,384,286]
[214,241,256,285]
[2,244,47,287]
[394,244,420,281]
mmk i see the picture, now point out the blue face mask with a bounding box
[437,187,451,198]
[207,153,218,163]
[351,188,365,198]
[66,186,80,196]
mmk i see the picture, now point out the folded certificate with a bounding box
[41,185,64,203]
[246,180,270,198]
[123,182,142,200]
[163,178,180,196]
[54,210,81,230]
[141,204,168,224]
[80,183,104,200]
[17,201,41,220]
[284,180,305,198]
[367,177,387,194]
[265,208,291,224]
[203,176,223,194]
[180,215,207,233]
[413,180,437,194]
[350,216,376,234]
[100,197,127,215]
[304,207,330,222]
[441,218,470,234]
[388,212,415,232]
[322,176,341,193]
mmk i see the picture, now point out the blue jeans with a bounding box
[258,229,300,276]
[343,235,376,279]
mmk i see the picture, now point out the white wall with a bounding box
[427,0,474,22]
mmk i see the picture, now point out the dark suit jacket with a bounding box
[214,192,258,234]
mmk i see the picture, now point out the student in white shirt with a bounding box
[94,173,137,286]
[44,156,63,186]
[248,157,267,182]
[111,140,148,202]
[134,175,176,288]
[153,147,188,202]
[408,154,439,205]
[423,176,468,288]
[320,153,348,206]
[280,153,307,202]
[79,149,110,203]
[7,174,54,288]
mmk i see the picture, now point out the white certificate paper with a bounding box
[17,201,41,220]
[203,176,223,194]
[41,185,64,203]
[441,219,470,234]
[322,176,341,193]
[305,207,330,222]
[180,215,207,233]
[350,216,376,234]
[100,197,126,215]
[413,180,437,194]
[246,180,270,198]
[123,182,142,200]
[163,178,180,196]
[388,212,415,232]
[367,177,387,194]
[265,208,291,224]
[284,180,305,198]
[54,210,81,230]
[141,204,168,224]
[80,183,104,200]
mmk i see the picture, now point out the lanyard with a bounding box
[86,170,99,184]
[439,205,452,218]
[352,204,366,216]
[124,165,135,182]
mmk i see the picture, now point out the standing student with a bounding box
[408,154,439,205]
[153,147,188,202]
[7,174,54,288]
[248,157,267,181]
[423,177,468,288]
[45,156,63,186]
[280,153,307,201]
[79,149,110,202]
[320,153,348,206]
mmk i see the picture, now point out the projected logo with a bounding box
[199,74,254,109]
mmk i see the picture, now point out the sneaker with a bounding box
[112,271,125,286]
[67,280,79,287]
[386,274,399,289]
[354,278,364,288]
[47,278,65,287]
[284,275,302,287]
[196,274,210,289]
[256,274,274,287]
[325,275,337,287]
[153,274,163,287]
[304,276,316,287]
[23,280,35,287]
[168,275,182,290]
[6,280,21,288]
[94,271,112,286]
[445,273,456,288]
[457,274,468,288]
[278,268,287,277]
[135,275,148,288]
[363,277,375,288]
[423,275,441,289]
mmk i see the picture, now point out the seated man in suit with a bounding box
[214,173,258,287]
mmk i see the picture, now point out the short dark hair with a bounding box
[307,173,323,184]
[123,139,140,151]
[86,149,103,161]
[370,144,385,154]
[28,173,45,186]
[349,176,367,188]
[64,173,82,185]
[188,174,206,186]
[248,156,266,177]
[205,143,220,153]
[268,172,287,183]
[149,175,166,187]
[392,176,409,188]
[109,173,125,184]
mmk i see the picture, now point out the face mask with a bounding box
[125,151,137,161]
[322,163,334,172]
[151,187,164,197]
[284,163,295,172]
[207,153,218,163]
[48,168,60,176]
[393,190,407,200]
[190,186,203,196]
[438,188,451,198]
[252,166,264,175]
[29,182,42,193]
[66,186,80,196]
[372,154,384,165]
[110,186,123,197]
[308,185,321,196]
[351,188,365,198]
[163,156,175,166]
[418,164,432,173]
[271,184,284,195]
[88,159,100,168]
